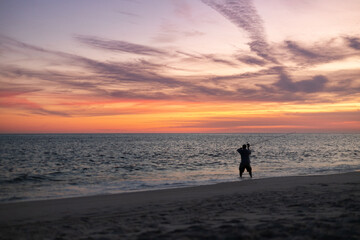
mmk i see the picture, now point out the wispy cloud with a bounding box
[285,40,322,60]
[269,67,328,93]
[278,38,360,66]
[117,10,140,18]
[152,21,205,43]
[75,35,167,56]
[202,54,238,67]
[201,0,277,63]
[0,86,41,97]
[172,0,193,20]
[236,55,267,66]
[0,95,70,117]
[346,36,360,50]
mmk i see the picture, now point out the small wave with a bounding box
[119,165,142,171]
[14,174,47,183]
[2,173,62,184]
[48,171,63,176]
[207,153,222,158]
[0,196,27,202]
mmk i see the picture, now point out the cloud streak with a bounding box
[201,0,277,63]
[236,55,267,66]
[0,95,70,117]
[271,67,328,93]
[346,37,360,50]
[278,38,360,66]
[75,35,167,56]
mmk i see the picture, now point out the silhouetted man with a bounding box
[237,144,252,178]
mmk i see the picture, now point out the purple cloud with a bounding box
[201,0,277,63]
[346,37,360,50]
[109,89,172,100]
[203,54,238,67]
[295,76,328,93]
[281,39,357,65]
[117,10,140,18]
[75,35,167,56]
[237,55,267,66]
[285,40,321,59]
[173,0,193,20]
[272,67,328,93]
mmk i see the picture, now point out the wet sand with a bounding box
[1,172,359,239]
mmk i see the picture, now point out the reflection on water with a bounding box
[0,133,359,202]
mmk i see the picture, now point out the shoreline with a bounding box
[2,170,359,204]
[1,172,359,239]
[1,171,357,205]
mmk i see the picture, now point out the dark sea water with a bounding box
[0,133,359,202]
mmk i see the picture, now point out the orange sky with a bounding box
[0,0,359,133]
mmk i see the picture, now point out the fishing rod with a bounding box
[247,132,296,147]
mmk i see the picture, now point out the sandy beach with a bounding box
[0,172,359,239]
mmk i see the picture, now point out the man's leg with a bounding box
[239,164,245,178]
[247,165,252,178]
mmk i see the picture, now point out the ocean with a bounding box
[0,133,359,202]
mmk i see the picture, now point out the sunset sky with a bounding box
[0,0,359,133]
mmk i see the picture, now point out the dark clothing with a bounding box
[239,163,252,175]
[237,148,251,165]
[237,148,252,177]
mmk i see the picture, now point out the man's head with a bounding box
[242,144,247,149]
